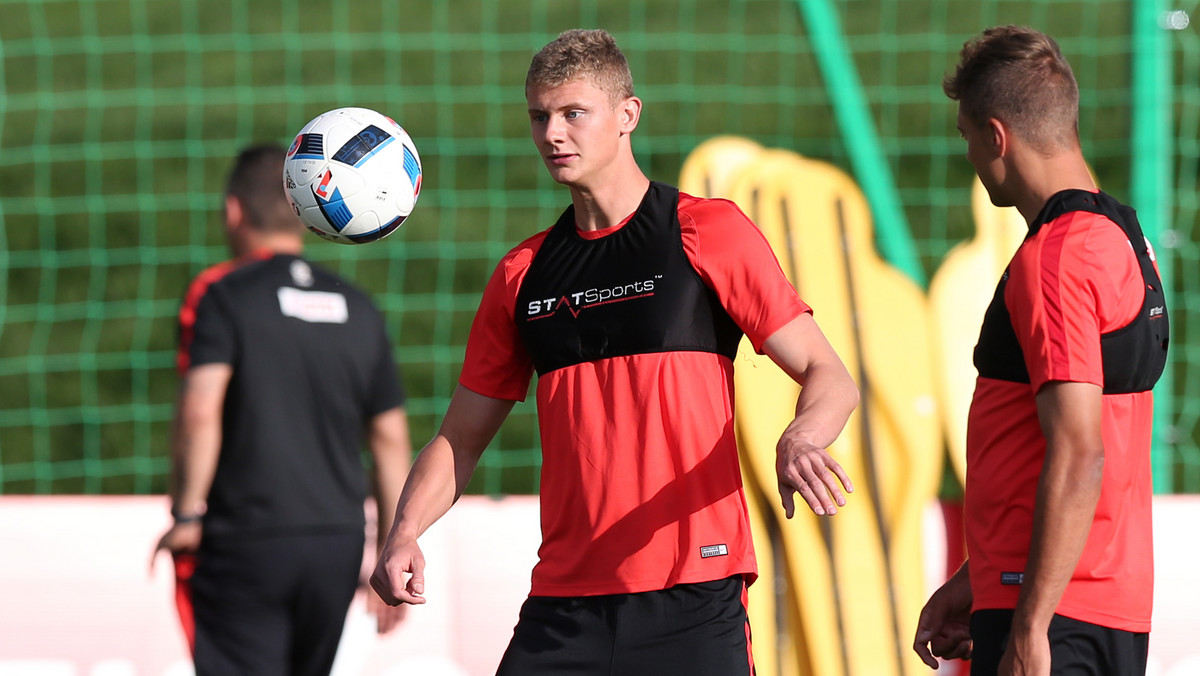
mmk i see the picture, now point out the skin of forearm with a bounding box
[172,408,223,516]
[786,360,860,448]
[1012,438,1104,634]
[387,434,482,542]
[386,387,515,543]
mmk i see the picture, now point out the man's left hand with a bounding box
[998,630,1051,676]
[776,436,853,518]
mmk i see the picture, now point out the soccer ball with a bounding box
[283,107,423,244]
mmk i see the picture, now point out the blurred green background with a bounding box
[1,0,1196,495]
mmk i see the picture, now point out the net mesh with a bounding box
[1,0,1196,494]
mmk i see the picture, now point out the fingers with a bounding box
[913,605,941,669]
[798,479,831,515]
[780,467,844,516]
[913,600,973,670]
[813,460,850,507]
[779,479,829,517]
[370,572,426,606]
[777,447,854,517]
[779,486,796,519]
[912,602,940,672]
[827,460,855,495]
[369,547,427,607]
[406,568,426,600]
[935,637,971,662]
[914,643,939,669]
[930,625,972,661]
[913,627,940,669]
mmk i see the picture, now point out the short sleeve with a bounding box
[1005,212,1113,392]
[458,245,538,401]
[678,195,811,352]
[188,285,238,369]
[367,315,407,415]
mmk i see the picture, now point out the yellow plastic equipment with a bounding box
[679,138,943,676]
[926,178,1028,486]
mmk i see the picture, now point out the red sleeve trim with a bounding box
[176,261,236,375]
[175,250,272,375]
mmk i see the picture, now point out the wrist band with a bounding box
[172,510,203,525]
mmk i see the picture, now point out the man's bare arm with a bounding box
[370,385,515,605]
[761,313,860,517]
[1003,381,1105,673]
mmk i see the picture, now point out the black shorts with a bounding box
[970,609,1149,676]
[496,575,754,676]
[188,531,364,676]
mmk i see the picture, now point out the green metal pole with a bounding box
[793,0,926,287]
[1131,0,1175,493]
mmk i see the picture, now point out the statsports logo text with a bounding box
[526,277,660,318]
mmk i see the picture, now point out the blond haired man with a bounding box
[372,29,859,675]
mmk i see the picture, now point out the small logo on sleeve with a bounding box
[1001,572,1024,586]
[700,544,729,559]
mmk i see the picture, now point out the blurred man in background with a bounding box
[371,29,858,676]
[153,144,411,675]
[914,26,1168,676]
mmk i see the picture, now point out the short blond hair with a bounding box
[526,29,634,105]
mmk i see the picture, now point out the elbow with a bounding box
[1085,450,1105,485]
[1064,442,1105,496]
[847,380,862,413]
[1074,435,1105,480]
[180,406,222,432]
[835,368,860,417]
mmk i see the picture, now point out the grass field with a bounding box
[0,0,1196,494]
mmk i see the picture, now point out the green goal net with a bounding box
[1,0,1197,495]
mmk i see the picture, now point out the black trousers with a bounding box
[189,531,364,676]
[970,609,1149,676]
[496,575,754,676]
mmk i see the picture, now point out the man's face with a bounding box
[957,105,1011,207]
[526,77,629,187]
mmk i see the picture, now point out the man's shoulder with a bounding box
[677,191,747,223]
[182,258,242,308]
[195,249,279,289]
[496,228,553,275]
[1026,208,1133,271]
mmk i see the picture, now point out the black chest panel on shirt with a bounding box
[973,190,1169,394]
[515,182,744,376]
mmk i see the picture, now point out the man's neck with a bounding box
[234,232,304,258]
[567,164,652,232]
[1012,150,1097,225]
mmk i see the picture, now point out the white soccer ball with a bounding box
[283,107,423,244]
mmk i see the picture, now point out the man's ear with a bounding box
[987,117,1009,158]
[619,96,642,135]
[224,195,244,232]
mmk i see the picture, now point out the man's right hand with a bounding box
[913,565,974,669]
[370,538,427,606]
[150,521,203,573]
